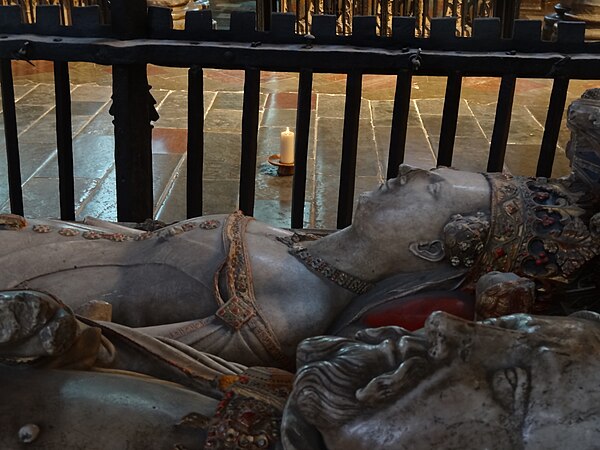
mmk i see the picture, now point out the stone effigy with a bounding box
[284,310,600,450]
[0,166,493,369]
[0,89,600,448]
[0,166,598,367]
[1,291,600,449]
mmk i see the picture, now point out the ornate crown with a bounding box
[443,173,600,287]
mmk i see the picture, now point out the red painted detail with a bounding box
[361,291,475,331]
[239,411,257,427]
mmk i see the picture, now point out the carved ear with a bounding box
[409,240,445,262]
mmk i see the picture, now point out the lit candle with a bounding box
[280,127,295,164]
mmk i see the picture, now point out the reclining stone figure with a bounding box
[0,90,599,370]
[1,89,600,448]
[1,290,600,449]
[283,310,600,450]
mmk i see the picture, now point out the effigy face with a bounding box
[349,165,491,273]
[284,311,600,450]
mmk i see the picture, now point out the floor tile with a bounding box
[70,101,107,116]
[18,117,60,145]
[71,84,113,102]
[443,136,494,172]
[34,134,116,179]
[153,153,184,203]
[261,108,298,128]
[255,162,294,201]
[316,94,371,119]
[15,104,54,132]
[155,91,189,128]
[374,126,437,173]
[265,92,316,110]
[204,109,243,132]
[77,167,117,221]
[11,60,54,78]
[253,199,311,228]
[204,131,242,178]
[17,84,58,106]
[77,104,114,136]
[152,128,188,154]
[370,100,421,128]
[12,142,57,181]
[21,176,98,219]
[211,91,244,110]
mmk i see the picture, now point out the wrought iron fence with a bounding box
[0,1,597,228]
[3,0,517,35]
[280,0,498,36]
[0,0,110,24]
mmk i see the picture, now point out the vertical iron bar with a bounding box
[437,72,462,167]
[110,0,147,39]
[258,0,272,30]
[487,74,516,172]
[110,0,152,222]
[0,59,23,215]
[387,70,412,179]
[291,69,313,229]
[536,77,569,177]
[111,64,154,222]
[238,68,261,216]
[187,66,204,218]
[54,61,75,220]
[337,71,362,229]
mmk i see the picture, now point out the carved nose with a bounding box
[397,164,419,177]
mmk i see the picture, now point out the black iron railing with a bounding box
[2,0,519,35]
[280,0,502,36]
[0,1,597,229]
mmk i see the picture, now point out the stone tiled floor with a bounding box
[0,60,598,228]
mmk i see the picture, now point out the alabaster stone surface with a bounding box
[0,90,600,449]
[3,288,600,450]
[283,311,600,450]
[0,166,495,368]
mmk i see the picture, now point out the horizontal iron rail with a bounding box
[0,36,599,78]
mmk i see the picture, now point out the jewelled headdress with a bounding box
[445,173,600,286]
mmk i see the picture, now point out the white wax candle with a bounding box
[280,127,295,164]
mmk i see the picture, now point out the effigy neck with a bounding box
[302,226,445,286]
